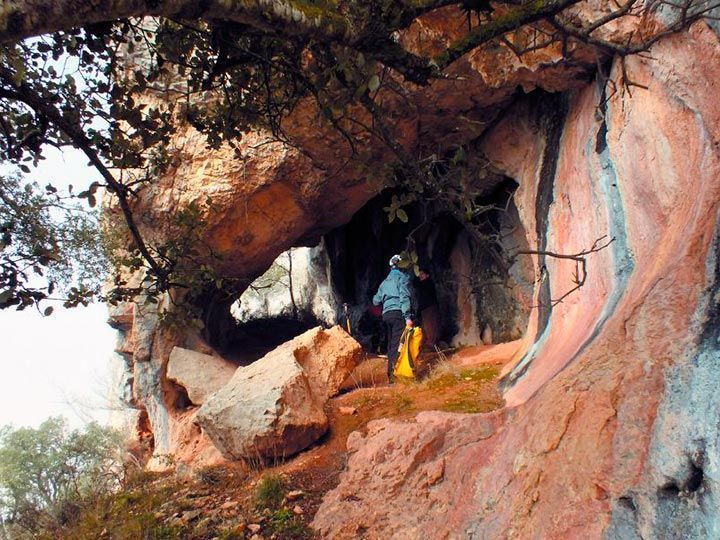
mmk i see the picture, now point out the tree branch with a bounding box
[434,0,585,69]
[0,66,166,283]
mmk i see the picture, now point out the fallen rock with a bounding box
[167,347,237,405]
[339,406,357,416]
[198,353,327,461]
[293,505,304,515]
[248,524,262,533]
[293,326,362,400]
[286,489,305,501]
[197,326,362,461]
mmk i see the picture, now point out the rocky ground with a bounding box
[59,344,511,539]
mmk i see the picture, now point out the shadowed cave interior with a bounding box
[201,176,534,363]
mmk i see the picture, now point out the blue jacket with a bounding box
[373,268,413,319]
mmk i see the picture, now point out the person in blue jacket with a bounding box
[372,254,414,383]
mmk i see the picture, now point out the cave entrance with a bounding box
[322,178,534,352]
[200,174,534,363]
[199,253,321,364]
[202,294,319,365]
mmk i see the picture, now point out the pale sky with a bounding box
[0,148,119,429]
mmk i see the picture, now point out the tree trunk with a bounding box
[287,249,298,320]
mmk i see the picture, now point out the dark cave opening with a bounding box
[202,293,320,364]
[198,172,534,362]
[222,317,319,364]
[323,179,534,352]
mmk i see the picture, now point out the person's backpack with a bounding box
[394,326,424,379]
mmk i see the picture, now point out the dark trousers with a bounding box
[382,310,405,379]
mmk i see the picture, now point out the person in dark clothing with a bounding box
[415,269,440,350]
[372,254,414,382]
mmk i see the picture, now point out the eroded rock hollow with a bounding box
[108,9,720,539]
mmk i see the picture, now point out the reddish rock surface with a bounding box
[313,24,720,538]
[110,4,601,473]
[106,6,720,538]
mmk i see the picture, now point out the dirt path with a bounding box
[277,342,519,529]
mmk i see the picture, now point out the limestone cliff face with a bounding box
[108,10,599,470]
[313,24,720,539]
[108,7,720,538]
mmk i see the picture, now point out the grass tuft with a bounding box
[255,474,287,511]
[268,507,314,539]
[459,365,499,382]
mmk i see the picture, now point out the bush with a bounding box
[0,417,125,537]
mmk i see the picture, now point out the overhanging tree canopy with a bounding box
[0,0,715,312]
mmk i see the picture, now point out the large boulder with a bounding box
[313,410,506,538]
[197,326,362,461]
[292,326,363,401]
[166,347,237,405]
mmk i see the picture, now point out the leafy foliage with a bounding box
[0,418,125,536]
[0,174,105,311]
[0,0,712,315]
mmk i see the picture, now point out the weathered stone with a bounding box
[198,353,326,461]
[104,5,720,537]
[166,347,237,405]
[314,25,720,538]
[313,411,505,537]
[291,326,362,401]
[286,490,305,501]
[107,1,603,470]
[197,326,361,460]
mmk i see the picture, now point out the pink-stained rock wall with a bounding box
[110,11,603,469]
[313,22,720,538]
[106,7,720,536]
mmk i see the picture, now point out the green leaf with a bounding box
[452,146,466,164]
[353,83,368,100]
[396,209,408,223]
[43,306,54,316]
[368,74,380,92]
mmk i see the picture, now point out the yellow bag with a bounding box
[394,326,423,379]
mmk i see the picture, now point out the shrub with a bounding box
[0,417,125,537]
